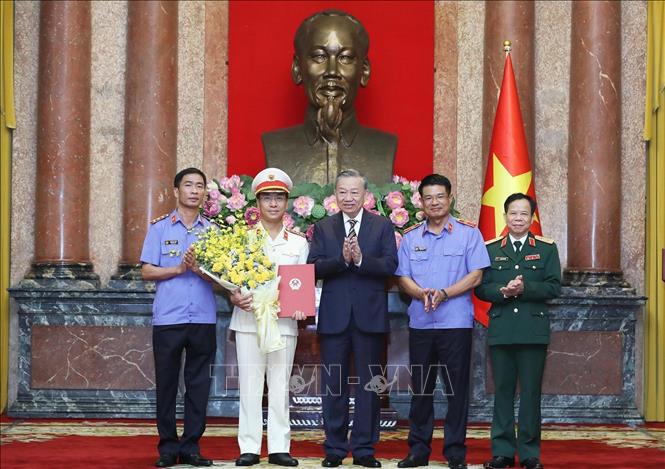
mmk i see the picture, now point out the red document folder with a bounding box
[277,264,316,318]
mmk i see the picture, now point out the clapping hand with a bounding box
[500,275,524,297]
[343,237,353,264]
[348,236,362,265]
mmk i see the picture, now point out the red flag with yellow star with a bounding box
[474,51,542,327]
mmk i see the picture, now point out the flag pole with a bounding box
[503,39,511,55]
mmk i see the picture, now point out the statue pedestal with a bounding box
[8,284,644,424]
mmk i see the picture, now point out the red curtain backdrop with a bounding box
[227,0,434,180]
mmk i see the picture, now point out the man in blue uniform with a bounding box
[395,174,490,469]
[141,167,217,468]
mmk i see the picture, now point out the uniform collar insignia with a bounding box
[501,237,508,248]
[529,236,536,247]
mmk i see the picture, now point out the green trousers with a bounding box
[489,344,547,462]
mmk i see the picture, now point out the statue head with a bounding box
[292,10,371,141]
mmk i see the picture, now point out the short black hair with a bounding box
[174,167,206,188]
[418,174,452,197]
[504,193,537,215]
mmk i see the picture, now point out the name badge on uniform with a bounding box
[164,240,179,245]
[525,254,541,261]
[414,246,427,252]
[494,256,508,261]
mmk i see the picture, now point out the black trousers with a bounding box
[319,319,386,458]
[407,328,472,462]
[153,323,217,456]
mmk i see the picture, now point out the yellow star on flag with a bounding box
[481,154,537,236]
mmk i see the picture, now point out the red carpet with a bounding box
[1,417,664,469]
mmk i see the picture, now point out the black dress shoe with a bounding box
[352,455,381,468]
[484,456,515,469]
[520,458,543,469]
[447,458,467,469]
[236,453,261,466]
[322,454,344,467]
[397,454,429,468]
[155,454,178,468]
[269,453,299,466]
[180,453,213,466]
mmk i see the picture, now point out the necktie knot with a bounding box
[514,240,522,252]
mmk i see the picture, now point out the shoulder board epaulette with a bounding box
[150,213,169,224]
[286,227,306,238]
[535,235,555,244]
[403,222,424,234]
[484,235,504,245]
[457,218,477,228]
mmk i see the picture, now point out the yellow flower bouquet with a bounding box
[192,223,285,353]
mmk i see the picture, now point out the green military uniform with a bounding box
[475,232,561,464]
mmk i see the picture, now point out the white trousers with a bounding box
[235,332,297,454]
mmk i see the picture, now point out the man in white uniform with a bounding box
[229,168,309,467]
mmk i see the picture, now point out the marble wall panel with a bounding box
[620,1,647,295]
[534,1,570,265]
[31,325,154,390]
[455,1,485,220]
[177,0,206,173]
[10,1,40,285]
[90,1,127,285]
[202,1,229,179]
[486,331,623,395]
[433,1,458,187]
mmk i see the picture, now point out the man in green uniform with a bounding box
[475,193,561,469]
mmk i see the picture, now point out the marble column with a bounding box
[482,0,535,167]
[28,1,98,287]
[566,1,625,286]
[114,1,178,281]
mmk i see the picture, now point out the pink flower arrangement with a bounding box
[208,188,222,201]
[293,196,315,217]
[305,224,316,241]
[410,191,422,209]
[363,192,376,210]
[385,191,405,210]
[323,194,340,215]
[282,212,295,229]
[227,192,247,211]
[203,199,221,217]
[199,173,458,234]
[220,175,242,194]
[389,208,409,228]
[244,207,260,226]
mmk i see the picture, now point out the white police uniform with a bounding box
[230,168,309,456]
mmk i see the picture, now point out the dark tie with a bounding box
[514,240,522,253]
[348,219,357,238]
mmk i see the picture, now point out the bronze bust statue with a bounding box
[263,9,397,185]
